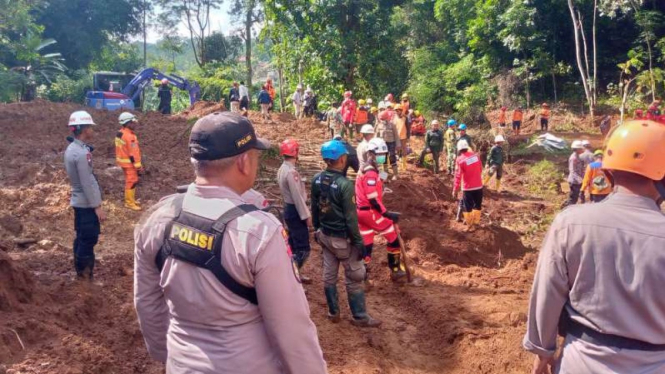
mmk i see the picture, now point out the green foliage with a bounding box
[89,42,142,73]
[526,160,563,195]
[203,32,243,64]
[40,70,90,103]
[0,69,26,102]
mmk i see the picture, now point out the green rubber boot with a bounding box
[348,290,382,328]
[324,286,341,323]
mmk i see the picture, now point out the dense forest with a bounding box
[1,0,664,121]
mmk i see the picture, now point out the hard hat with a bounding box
[603,120,665,181]
[69,111,96,126]
[360,124,375,134]
[367,137,388,154]
[333,135,343,140]
[370,106,378,113]
[431,120,440,126]
[593,149,604,157]
[321,140,348,160]
[378,102,386,110]
[458,124,467,131]
[366,98,373,104]
[401,93,409,99]
[542,103,550,107]
[456,139,470,151]
[447,119,457,127]
[581,140,591,147]
[571,140,584,149]
[358,99,366,105]
[495,135,505,143]
[414,110,421,116]
[394,104,403,111]
[501,106,507,111]
[279,139,299,157]
[386,103,394,109]
[344,91,352,97]
[119,112,137,126]
[161,78,169,84]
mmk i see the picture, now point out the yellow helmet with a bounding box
[401,93,409,99]
[414,110,421,116]
[370,106,378,113]
[358,99,366,105]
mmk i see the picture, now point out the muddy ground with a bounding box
[0,101,599,373]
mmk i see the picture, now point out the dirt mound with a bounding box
[0,251,35,312]
[180,100,226,119]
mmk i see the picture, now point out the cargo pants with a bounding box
[73,207,100,278]
[317,232,365,293]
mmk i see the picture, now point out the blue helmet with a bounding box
[321,140,348,160]
[458,123,467,130]
[447,119,457,127]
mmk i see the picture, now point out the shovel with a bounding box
[392,217,412,283]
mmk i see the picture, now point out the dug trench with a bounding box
[0,101,578,374]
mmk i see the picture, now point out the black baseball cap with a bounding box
[189,112,270,160]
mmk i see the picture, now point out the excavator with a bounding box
[85,68,200,111]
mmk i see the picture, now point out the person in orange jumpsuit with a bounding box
[498,106,507,128]
[115,112,143,210]
[355,137,405,282]
[540,103,551,132]
[512,107,524,135]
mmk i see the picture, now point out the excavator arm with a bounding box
[122,68,201,106]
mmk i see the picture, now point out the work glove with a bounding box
[383,211,400,223]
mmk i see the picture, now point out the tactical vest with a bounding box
[155,195,260,305]
[315,172,347,236]
[376,120,396,142]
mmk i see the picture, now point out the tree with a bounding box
[11,38,66,101]
[157,0,224,68]
[36,0,142,70]
[202,32,243,64]
[159,35,187,71]
[230,0,263,87]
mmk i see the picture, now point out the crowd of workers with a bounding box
[62,85,665,373]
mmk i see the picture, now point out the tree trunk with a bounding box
[278,64,286,112]
[647,40,656,101]
[143,0,147,67]
[245,1,253,87]
[592,0,598,104]
[552,72,558,104]
[567,0,594,122]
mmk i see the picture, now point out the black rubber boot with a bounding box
[348,290,382,328]
[387,253,407,282]
[324,286,341,323]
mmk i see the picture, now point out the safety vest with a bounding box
[156,195,261,305]
[115,127,142,169]
[375,120,397,142]
[513,110,523,121]
[541,109,551,119]
[355,108,369,125]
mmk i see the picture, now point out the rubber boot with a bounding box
[348,290,382,327]
[496,179,501,192]
[125,189,142,211]
[473,209,482,226]
[387,253,406,282]
[324,286,341,323]
[483,175,491,186]
[463,212,472,225]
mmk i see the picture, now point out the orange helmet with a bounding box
[603,120,665,181]
[280,139,300,157]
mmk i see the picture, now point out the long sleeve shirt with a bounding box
[277,161,310,221]
[523,192,665,373]
[581,162,613,195]
[567,153,586,185]
[64,138,102,208]
[453,151,483,192]
[486,145,504,167]
[239,85,249,99]
[134,184,327,374]
[424,129,444,152]
[115,127,142,169]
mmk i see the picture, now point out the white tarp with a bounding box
[527,133,568,152]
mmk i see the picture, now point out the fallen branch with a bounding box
[8,328,25,350]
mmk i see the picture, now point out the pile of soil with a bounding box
[180,100,226,120]
[0,100,563,374]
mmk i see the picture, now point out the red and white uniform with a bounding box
[453,151,483,192]
[341,98,356,124]
[355,165,398,248]
[378,108,395,122]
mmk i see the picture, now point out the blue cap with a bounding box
[458,123,467,130]
[321,140,348,160]
[447,119,457,127]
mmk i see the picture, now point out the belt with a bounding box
[321,227,347,238]
[564,316,665,352]
[358,207,371,211]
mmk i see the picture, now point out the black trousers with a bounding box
[159,104,171,115]
[590,193,609,203]
[284,204,311,268]
[541,118,549,131]
[240,97,249,110]
[462,189,483,212]
[73,207,100,276]
[343,154,359,177]
[565,183,582,207]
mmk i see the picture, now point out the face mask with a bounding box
[376,155,387,164]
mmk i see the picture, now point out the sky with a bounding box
[145,3,235,43]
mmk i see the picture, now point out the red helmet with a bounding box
[501,106,507,111]
[385,93,394,102]
[344,91,352,98]
[280,139,299,157]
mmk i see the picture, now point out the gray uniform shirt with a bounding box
[64,138,102,208]
[134,184,326,374]
[277,161,310,221]
[357,140,370,172]
[524,192,665,374]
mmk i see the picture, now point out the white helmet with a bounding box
[431,120,440,126]
[360,124,375,134]
[494,134,505,143]
[456,139,470,151]
[366,98,373,104]
[581,139,591,147]
[367,137,388,154]
[161,78,169,84]
[119,112,137,126]
[378,102,386,110]
[68,111,96,126]
[571,140,584,149]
